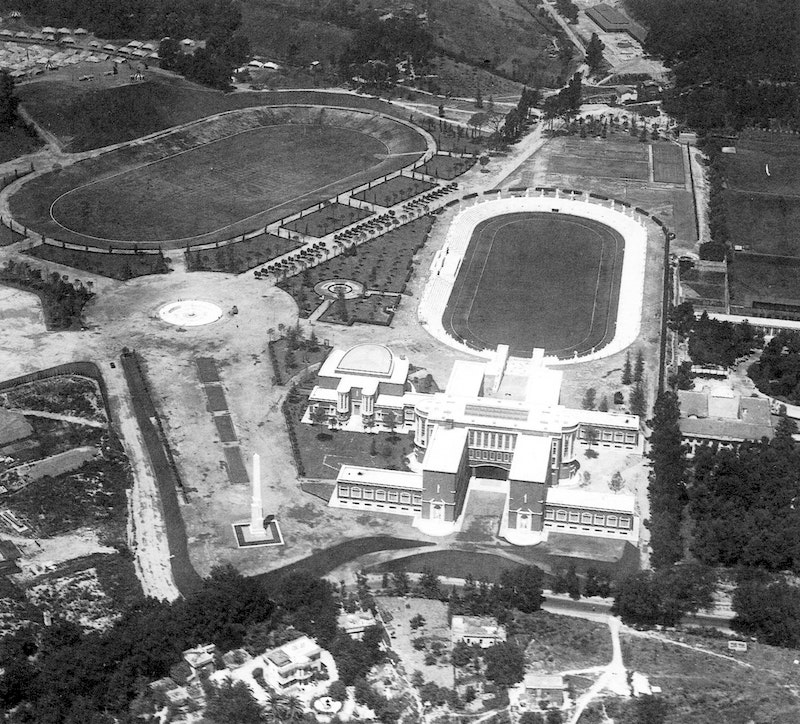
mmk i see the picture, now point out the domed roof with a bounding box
[336,344,395,377]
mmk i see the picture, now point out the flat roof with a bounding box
[509,435,551,483]
[573,409,640,430]
[545,487,635,513]
[445,360,485,399]
[423,426,468,473]
[337,465,423,490]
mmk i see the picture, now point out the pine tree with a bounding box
[630,380,646,417]
[598,395,609,412]
[634,349,645,382]
[622,352,633,385]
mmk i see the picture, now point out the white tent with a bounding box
[42,27,57,34]
[74,28,88,35]
[88,40,99,47]
[57,27,71,34]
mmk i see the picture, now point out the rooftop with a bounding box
[451,615,505,639]
[509,435,551,483]
[423,426,468,473]
[337,465,423,490]
[545,487,636,513]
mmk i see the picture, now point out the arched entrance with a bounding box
[471,464,509,480]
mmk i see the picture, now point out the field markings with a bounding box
[46,121,406,246]
[446,213,623,356]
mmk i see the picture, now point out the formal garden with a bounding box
[283,202,373,238]
[282,385,412,479]
[186,231,302,274]
[352,175,436,207]
[277,215,434,323]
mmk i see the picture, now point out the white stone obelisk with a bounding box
[249,453,266,537]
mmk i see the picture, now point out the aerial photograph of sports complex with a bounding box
[0,0,798,722]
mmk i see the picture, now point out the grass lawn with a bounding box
[278,215,434,319]
[11,104,426,250]
[186,232,302,274]
[620,632,800,723]
[254,536,433,583]
[728,254,800,308]
[679,265,727,305]
[283,202,372,238]
[443,212,624,356]
[25,244,170,280]
[0,121,43,163]
[550,150,649,180]
[652,143,685,184]
[51,126,385,243]
[369,550,524,583]
[723,132,800,198]
[724,191,800,257]
[284,392,413,478]
[420,155,476,180]
[352,176,436,207]
[0,222,25,247]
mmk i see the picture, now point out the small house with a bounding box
[451,615,506,648]
[338,608,378,639]
[182,643,218,678]
[523,673,567,709]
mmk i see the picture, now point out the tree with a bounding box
[392,570,410,596]
[629,380,646,417]
[204,679,263,724]
[584,568,612,598]
[598,395,609,412]
[582,387,597,410]
[383,409,398,437]
[483,641,525,686]
[451,640,472,668]
[310,404,327,425]
[584,425,600,447]
[0,70,18,126]
[622,352,633,385]
[609,471,625,493]
[418,566,441,599]
[409,614,426,630]
[585,33,605,74]
[495,565,544,613]
[668,361,694,390]
[158,37,181,71]
[634,349,645,382]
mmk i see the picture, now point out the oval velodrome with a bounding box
[443,211,625,357]
[9,106,429,249]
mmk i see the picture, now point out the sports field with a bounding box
[50,125,386,243]
[549,139,649,181]
[11,106,427,249]
[442,212,624,357]
[652,143,685,184]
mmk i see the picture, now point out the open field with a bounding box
[11,106,427,249]
[724,191,800,257]
[728,254,800,309]
[26,245,169,280]
[51,127,384,243]
[0,121,42,163]
[652,143,685,184]
[721,132,800,257]
[620,632,800,723]
[443,212,624,356]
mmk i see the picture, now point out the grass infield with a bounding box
[443,212,624,357]
[51,125,386,243]
[652,143,685,184]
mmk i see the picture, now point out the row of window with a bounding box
[467,429,517,451]
[468,448,512,463]
[545,508,631,529]
[337,485,421,505]
[578,428,637,444]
